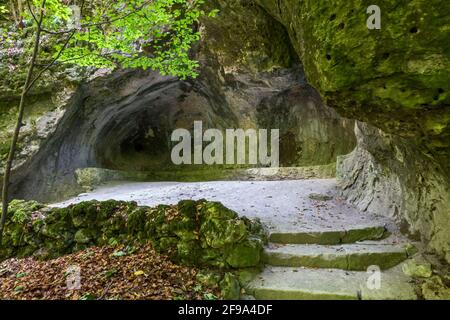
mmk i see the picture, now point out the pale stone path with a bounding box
[51,179,418,300]
[52,179,394,234]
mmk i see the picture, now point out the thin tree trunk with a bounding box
[9,0,20,27]
[0,0,46,245]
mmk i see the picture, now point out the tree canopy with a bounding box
[1,0,218,79]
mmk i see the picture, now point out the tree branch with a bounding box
[41,0,153,35]
[26,30,76,93]
[26,0,39,25]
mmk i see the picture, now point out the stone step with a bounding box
[246,266,417,300]
[263,242,411,270]
[269,225,387,245]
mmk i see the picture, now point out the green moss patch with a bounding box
[0,199,267,270]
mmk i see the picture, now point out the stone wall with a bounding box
[256,0,450,169]
[257,84,355,166]
[0,199,267,269]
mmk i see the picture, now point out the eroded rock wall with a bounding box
[337,122,450,263]
[257,0,450,168]
[257,0,450,263]
[257,84,355,166]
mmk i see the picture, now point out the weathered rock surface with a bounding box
[254,0,450,264]
[257,84,355,166]
[264,241,411,270]
[268,226,387,245]
[402,257,433,278]
[0,0,357,204]
[51,179,400,244]
[337,122,450,263]
[247,265,417,300]
[421,276,450,300]
[50,177,423,299]
[1,0,449,273]
[257,0,450,168]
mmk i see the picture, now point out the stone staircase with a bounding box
[51,177,420,300]
[246,225,418,300]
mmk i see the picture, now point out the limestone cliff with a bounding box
[257,0,450,167]
[256,0,450,262]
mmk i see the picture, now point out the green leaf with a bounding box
[80,293,97,300]
[203,292,218,300]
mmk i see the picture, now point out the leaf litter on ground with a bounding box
[0,244,221,300]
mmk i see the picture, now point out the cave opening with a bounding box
[94,106,175,172]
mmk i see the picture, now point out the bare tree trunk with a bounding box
[9,0,25,28]
[9,0,20,27]
[0,0,46,245]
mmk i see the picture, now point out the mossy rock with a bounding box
[196,270,223,287]
[257,0,450,170]
[421,276,450,300]
[201,219,247,249]
[402,258,433,278]
[220,273,241,300]
[74,228,95,244]
[226,239,263,268]
[8,199,43,224]
[1,199,266,270]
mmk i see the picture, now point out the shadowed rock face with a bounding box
[337,122,450,263]
[7,69,239,202]
[257,84,356,166]
[256,0,450,169]
[8,66,355,203]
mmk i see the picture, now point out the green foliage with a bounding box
[30,0,71,26]
[22,0,211,79]
[7,200,43,224]
[0,5,7,15]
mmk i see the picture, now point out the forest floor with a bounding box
[0,244,221,300]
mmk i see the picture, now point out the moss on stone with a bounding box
[402,258,433,278]
[226,239,263,268]
[421,276,450,300]
[257,0,450,169]
[201,0,296,73]
[220,272,241,300]
[0,199,267,269]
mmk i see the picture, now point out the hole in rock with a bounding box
[95,107,175,172]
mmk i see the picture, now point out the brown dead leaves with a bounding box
[0,244,220,300]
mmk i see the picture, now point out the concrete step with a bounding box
[246,266,417,300]
[263,242,412,270]
[269,225,387,245]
